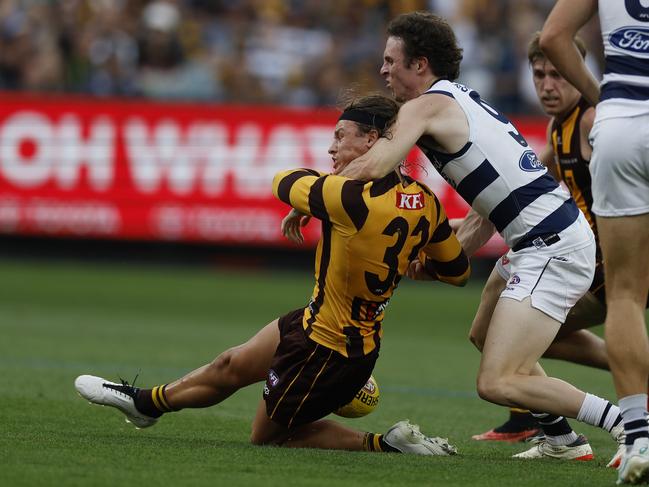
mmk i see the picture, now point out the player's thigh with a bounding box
[590,115,649,217]
[227,319,280,383]
[469,262,507,350]
[598,214,649,301]
[558,291,606,337]
[480,297,562,377]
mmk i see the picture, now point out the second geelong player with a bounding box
[339,11,625,460]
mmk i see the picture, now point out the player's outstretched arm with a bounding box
[540,0,600,106]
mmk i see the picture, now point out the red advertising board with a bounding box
[0,93,548,253]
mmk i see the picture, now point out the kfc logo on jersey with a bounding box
[396,192,424,210]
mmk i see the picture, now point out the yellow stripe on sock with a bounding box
[373,434,382,452]
[151,386,164,412]
[511,408,530,414]
[157,385,172,411]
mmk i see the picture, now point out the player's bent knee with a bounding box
[249,430,266,446]
[249,426,282,446]
[476,374,510,406]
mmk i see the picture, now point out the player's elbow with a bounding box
[539,26,562,56]
[271,172,286,199]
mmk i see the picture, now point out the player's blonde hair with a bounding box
[528,31,587,64]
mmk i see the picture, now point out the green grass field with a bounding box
[0,258,625,486]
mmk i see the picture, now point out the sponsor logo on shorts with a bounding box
[509,274,520,285]
[610,27,649,55]
[268,370,279,387]
[518,150,544,172]
[396,191,424,210]
[263,384,270,396]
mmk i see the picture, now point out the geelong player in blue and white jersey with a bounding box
[542,1,649,483]
[336,11,627,462]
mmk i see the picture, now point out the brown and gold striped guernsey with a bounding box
[551,96,605,300]
[551,97,597,237]
[273,169,469,358]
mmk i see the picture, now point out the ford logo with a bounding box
[518,150,544,172]
[610,27,649,54]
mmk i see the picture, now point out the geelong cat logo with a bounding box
[518,150,544,172]
[610,27,649,56]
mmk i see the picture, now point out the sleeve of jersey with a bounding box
[418,202,471,287]
[272,168,331,219]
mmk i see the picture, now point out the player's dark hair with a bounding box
[387,11,463,81]
[528,31,587,64]
[339,93,400,139]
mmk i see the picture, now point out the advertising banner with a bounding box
[0,94,547,254]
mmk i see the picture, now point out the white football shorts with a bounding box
[494,213,596,323]
[590,114,649,217]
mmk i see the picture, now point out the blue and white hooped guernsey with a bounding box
[598,0,649,118]
[416,80,580,250]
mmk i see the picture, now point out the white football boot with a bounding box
[383,420,457,456]
[75,375,158,429]
[513,434,593,461]
[608,423,626,469]
[617,437,649,485]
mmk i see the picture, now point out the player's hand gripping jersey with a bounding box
[273,169,469,358]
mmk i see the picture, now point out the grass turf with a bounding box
[0,258,625,486]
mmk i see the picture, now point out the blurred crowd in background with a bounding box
[0,0,603,114]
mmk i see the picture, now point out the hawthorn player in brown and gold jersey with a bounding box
[549,96,602,301]
[274,161,467,359]
[74,93,465,458]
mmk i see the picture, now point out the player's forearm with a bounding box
[339,151,397,180]
[455,209,496,257]
[542,41,599,106]
[423,254,470,287]
[540,0,599,105]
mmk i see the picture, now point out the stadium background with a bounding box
[1,2,623,487]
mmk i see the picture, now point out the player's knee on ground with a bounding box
[249,424,283,446]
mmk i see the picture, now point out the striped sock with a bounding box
[619,394,649,448]
[531,412,578,446]
[577,393,622,433]
[363,433,399,452]
[134,384,175,417]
